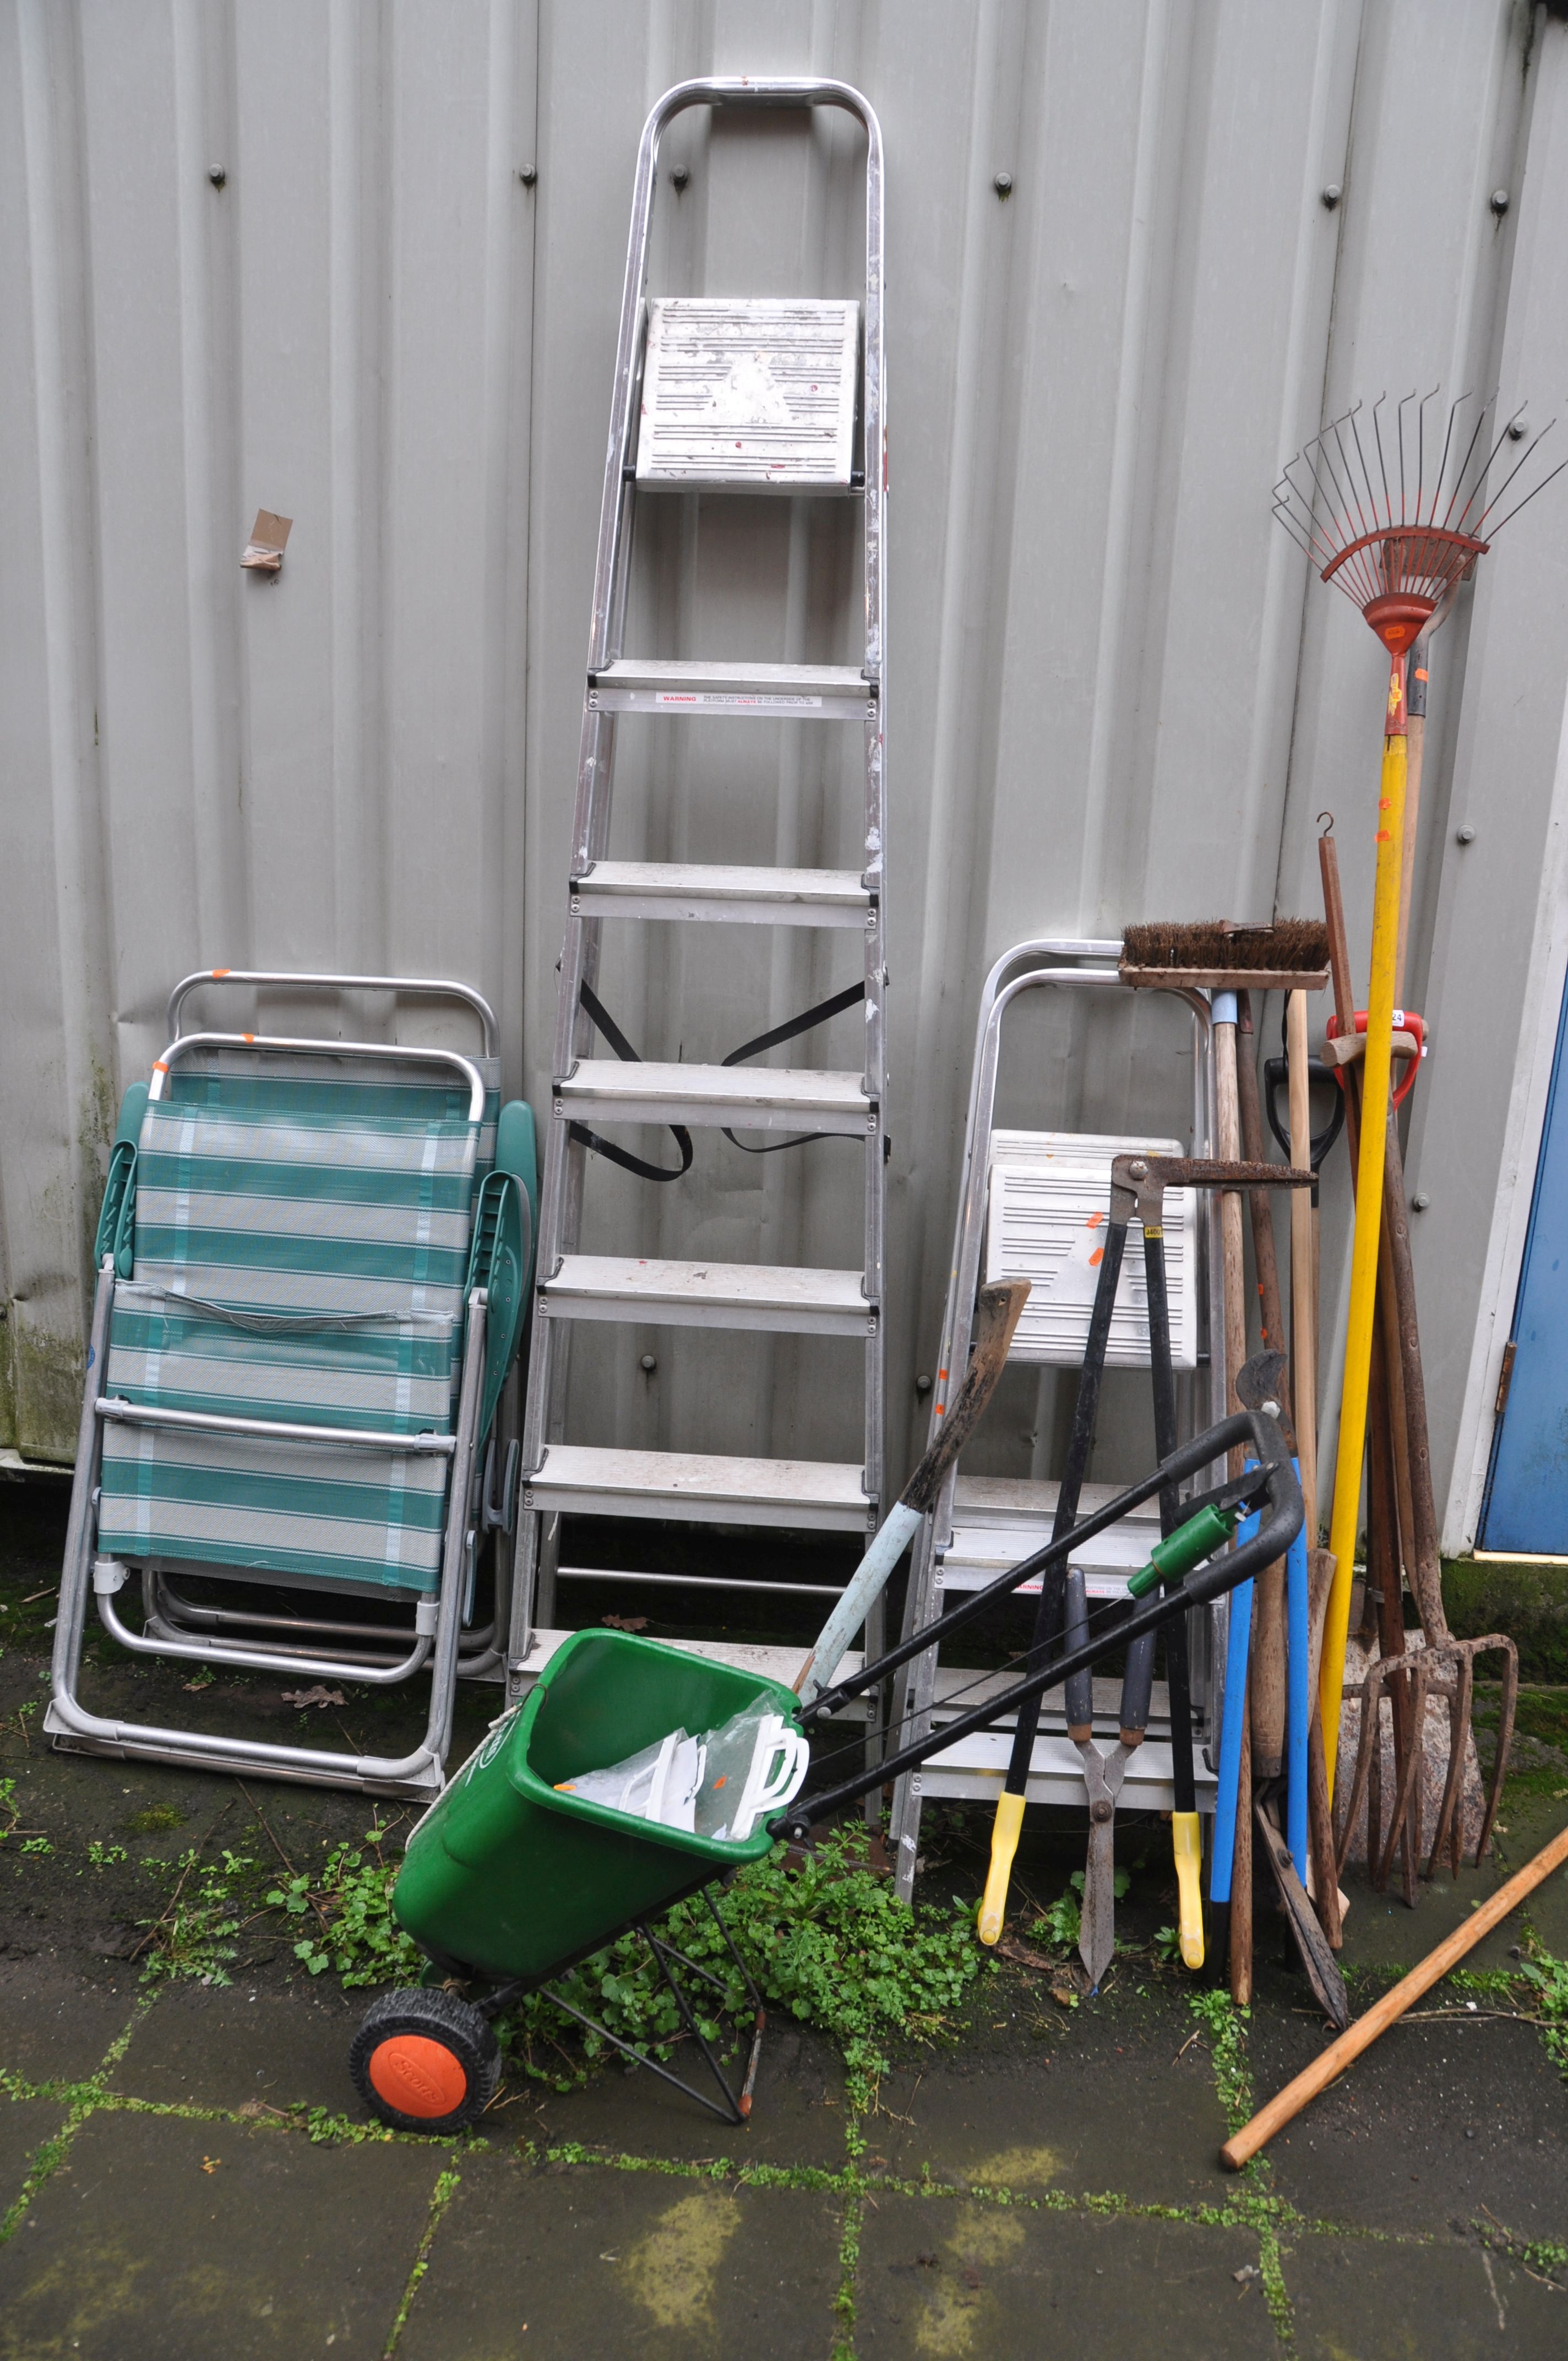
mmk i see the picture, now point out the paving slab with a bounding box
[0,2108,442,2360]
[1284,2226,1564,2357]
[0,1959,139,2088]
[1250,2008,1568,2237]
[857,2195,1277,2356]
[397,2153,843,2360]
[866,1995,1232,2209]
[108,1978,363,2115]
[498,2018,848,2170]
[0,2097,69,2210]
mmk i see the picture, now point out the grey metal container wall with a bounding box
[5,1,1568,1561]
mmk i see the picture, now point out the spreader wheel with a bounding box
[350,1988,500,2134]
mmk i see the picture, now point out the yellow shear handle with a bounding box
[977,1790,1026,1946]
[1172,1811,1205,1970]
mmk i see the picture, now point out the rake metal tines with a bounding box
[1274,389,1566,652]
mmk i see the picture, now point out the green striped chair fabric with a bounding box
[97,1047,496,1594]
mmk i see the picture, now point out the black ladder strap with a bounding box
[568,977,868,1177]
[566,980,694,1183]
[721,978,867,1155]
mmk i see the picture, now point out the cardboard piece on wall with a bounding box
[241,510,292,573]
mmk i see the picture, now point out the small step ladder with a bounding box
[886,942,1229,1900]
[507,78,888,1696]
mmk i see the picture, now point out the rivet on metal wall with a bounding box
[1509,417,1528,441]
[914,1373,933,1396]
[208,167,226,189]
[1456,825,1476,844]
[1411,1193,1430,1211]
[671,167,690,192]
[1321,183,1342,209]
[993,172,1012,198]
[518,167,537,187]
[1490,187,1510,215]
[639,1353,657,1374]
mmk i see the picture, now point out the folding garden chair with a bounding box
[47,971,535,1798]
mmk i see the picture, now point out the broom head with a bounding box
[1120,919,1329,992]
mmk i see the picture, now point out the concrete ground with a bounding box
[3,1483,1567,2358]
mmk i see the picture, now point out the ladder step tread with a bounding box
[574,861,869,925]
[595,659,868,692]
[559,1060,872,1131]
[525,1445,874,1530]
[543,1256,874,1334]
[513,1629,868,1706]
[589,659,874,717]
[911,1729,1217,1810]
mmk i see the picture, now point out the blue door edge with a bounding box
[1478,959,1568,1549]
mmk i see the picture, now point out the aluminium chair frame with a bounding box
[46,971,517,1799]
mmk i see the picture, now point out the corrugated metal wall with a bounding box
[6,0,1567,1557]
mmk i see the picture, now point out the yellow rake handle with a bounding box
[1320,675,1407,1796]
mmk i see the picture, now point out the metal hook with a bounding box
[1317,811,1336,835]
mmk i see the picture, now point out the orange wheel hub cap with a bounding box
[368,2033,468,2119]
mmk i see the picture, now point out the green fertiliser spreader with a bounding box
[349,1316,1302,2136]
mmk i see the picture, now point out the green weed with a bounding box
[1517,1940,1568,2079]
[508,1824,983,2108]
[268,1825,422,1988]
[1026,1867,1130,1957]
[1187,1987,1253,2134]
[276,1819,982,2108]
[137,1847,260,1985]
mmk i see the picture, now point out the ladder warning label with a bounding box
[651,691,825,710]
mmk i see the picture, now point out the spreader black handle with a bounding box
[781,1402,1303,1838]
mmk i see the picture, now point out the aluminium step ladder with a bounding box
[507,78,888,1702]
[886,943,1231,1901]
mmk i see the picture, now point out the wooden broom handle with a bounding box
[1221,1818,1568,2169]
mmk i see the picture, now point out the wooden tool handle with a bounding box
[903,1279,1030,1511]
[1214,1006,1254,2004]
[1319,1030,1420,1069]
[1221,1819,1568,2169]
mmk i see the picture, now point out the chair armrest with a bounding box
[94,1084,150,1277]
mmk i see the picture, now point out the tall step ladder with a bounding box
[507,78,887,1701]
[886,943,1229,1901]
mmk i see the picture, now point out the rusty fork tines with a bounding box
[1335,1633,1518,1894]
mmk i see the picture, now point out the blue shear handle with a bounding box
[1208,1492,1257,1906]
[1286,1460,1309,1881]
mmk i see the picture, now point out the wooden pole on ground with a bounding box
[1221,1820,1568,2170]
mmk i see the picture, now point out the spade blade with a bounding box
[1255,1800,1349,2030]
[1079,1816,1117,1990]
